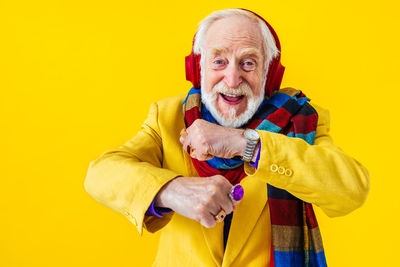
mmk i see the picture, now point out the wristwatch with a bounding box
[241,129,260,163]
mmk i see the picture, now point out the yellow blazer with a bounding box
[84,93,369,267]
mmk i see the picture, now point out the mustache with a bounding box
[213,81,253,97]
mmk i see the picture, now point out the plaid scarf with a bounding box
[182,87,327,267]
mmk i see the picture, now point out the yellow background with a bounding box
[1,0,398,266]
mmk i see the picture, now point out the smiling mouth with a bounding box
[219,93,245,105]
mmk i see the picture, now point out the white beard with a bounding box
[201,80,265,128]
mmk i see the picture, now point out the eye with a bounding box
[241,60,256,71]
[212,59,226,69]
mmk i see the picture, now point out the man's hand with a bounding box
[154,175,237,228]
[179,119,247,161]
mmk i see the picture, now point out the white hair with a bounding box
[193,8,280,90]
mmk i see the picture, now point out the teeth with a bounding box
[223,93,241,97]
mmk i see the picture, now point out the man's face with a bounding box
[201,15,265,128]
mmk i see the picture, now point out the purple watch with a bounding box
[230,184,244,202]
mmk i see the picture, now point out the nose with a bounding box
[223,63,242,88]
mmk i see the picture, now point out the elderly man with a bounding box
[85,8,369,267]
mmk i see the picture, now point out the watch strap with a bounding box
[241,129,260,162]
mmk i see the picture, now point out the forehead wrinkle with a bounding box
[207,46,263,63]
[206,35,263,57]
[220,35,261,48]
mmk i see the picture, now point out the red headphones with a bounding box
[185,9,285,98]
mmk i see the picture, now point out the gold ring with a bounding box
[214,209,226,223]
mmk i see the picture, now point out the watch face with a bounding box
[245,129,260,141]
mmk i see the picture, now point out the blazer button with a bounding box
[285,168,293,177]
[278,166,286,175]
[270,164,278,172]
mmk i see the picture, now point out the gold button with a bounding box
[278,166,286,175]
[270,164,278,172]
[285,168,293,177]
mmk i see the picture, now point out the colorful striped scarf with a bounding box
[182,87,327,267]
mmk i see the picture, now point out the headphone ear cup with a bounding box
[272,62,285,94]
[264,58,285,98]
[185,52,202,89]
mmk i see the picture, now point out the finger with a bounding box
[200,213,217,228]
[203,196,222,217]
[182,134,192,155]
[180,128,188,138]
[203,154,214,161]
[180,129,188,145]
[216,188,234,215]
[190,148,197,157]
[196,151,213,161]
[187,142,208,160]
[192,147,214,161]
[211,175,236,214]
[220,199,234,215]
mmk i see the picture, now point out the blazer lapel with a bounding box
[222,176,268,267]
[183,149,225,266]
[201,220,225,267]
[182,148,268,267]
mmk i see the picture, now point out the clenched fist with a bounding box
[155,175,238,228]
[179,119,247,161]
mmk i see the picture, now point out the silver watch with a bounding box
[241,129,260,162]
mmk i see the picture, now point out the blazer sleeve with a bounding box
[244,103,370,217]
[84,102,182,236]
